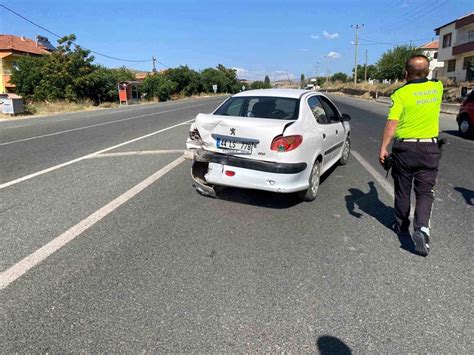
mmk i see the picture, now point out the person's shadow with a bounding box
[316,335,352,354]
[345,181,414,252]
[454,187,473,206]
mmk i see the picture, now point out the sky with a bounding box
[1,0,473,81]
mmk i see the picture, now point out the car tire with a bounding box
[339,136,351,165]
[297,160,321,202]
[458,115,474,138]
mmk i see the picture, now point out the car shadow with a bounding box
[316,335,352,355]
[454,187,473,205]
[209,163,339,209]
[344,181,415,253]
[441,130,474,140]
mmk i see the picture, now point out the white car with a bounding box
[185,89,351,201]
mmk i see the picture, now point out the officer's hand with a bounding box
[379,148,389,166]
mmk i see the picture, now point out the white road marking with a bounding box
[0,102,209,146]
[0,156,185,290]
[0,119,194,189]
[351,150,394,198]
[352,150,415,213]
[91,149,186,158]
[2,124,31,130]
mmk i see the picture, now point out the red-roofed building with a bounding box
[0,34,53,93]
[419,40,444,80]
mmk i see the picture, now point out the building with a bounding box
[435,12,474,82]
[419,40,444,79]
[0,35,53,93]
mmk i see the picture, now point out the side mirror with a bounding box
[341,113,351,121]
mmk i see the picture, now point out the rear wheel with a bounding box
[339,136,351,165]
[458,115,474,138]
[297,160,321,201]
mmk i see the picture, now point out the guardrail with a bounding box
[375,96,460,115]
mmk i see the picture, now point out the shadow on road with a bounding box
[210,163,340,209]
[317,335,352,354]
[344,181,415,253]
[454,187,473,205]
[441,130,474,141]
[213,187,302,209]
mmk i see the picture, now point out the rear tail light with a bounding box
[189,128,201,141]
[270,135,303,152]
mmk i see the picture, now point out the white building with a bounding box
[434,12,474,82]
[419,40,444,79]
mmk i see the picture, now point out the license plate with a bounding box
[215,137,258,154]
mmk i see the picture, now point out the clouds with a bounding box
[322,31,339,40]
[327,51,341,59]
[311,30,339,40]
[233,67,295,81]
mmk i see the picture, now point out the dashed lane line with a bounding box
[0,156,186,290]
[0,120,193,189]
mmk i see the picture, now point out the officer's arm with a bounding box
[379,91,402,164]
[379,120,398,163]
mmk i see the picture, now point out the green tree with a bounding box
[264,75,271,87]
[331,72,348,82]
[90,66,135,103]
[163,65,201,96]
[9,55,46,101]
[10,34,98,102]
[250,81,271,90]
[351,64,378,82]
[375,45,424,81]
[142,73,177,101]
[200,65,240,93]
[300,73,306,88]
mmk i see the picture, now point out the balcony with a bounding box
[452,37,474,56]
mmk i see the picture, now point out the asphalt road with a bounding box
[1,95,472,352]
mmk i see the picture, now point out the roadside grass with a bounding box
[0,93,227,120]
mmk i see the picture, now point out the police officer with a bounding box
[379,54,443,257]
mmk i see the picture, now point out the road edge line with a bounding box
[0,156,185,290]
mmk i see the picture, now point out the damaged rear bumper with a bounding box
[185,149,310,194]
[185,149,307,174]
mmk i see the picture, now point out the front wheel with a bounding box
[297,160,321,201]
[458,115,474,138]
[339,136,351,165]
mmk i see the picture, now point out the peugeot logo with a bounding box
[230,128,236,136]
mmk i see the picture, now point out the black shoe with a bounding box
[393,223,410,236]
[412,231,430,257]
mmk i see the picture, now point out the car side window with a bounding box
[307,96,328,124]
[318,96,341,123]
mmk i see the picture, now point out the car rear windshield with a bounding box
[214,96,299,120]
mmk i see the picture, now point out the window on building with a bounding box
[433,52,438,59]
[442,33,452,48]
[463,56,473,70]
[447,59,456,72]
[469,30,474,42]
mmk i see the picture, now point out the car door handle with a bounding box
[323,133,326,139]
[336,130,339,135]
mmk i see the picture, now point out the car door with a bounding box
[307,95,334,168]
[318,95,346,162]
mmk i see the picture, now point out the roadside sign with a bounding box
[212,84,218,93]
[242,85,246,91]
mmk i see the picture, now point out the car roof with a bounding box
[232,88,314,99]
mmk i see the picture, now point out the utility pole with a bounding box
[364,49,368,82]
[315,61,320,83]
[325,55,330,85]
[351,24,364,84]
[152,56,157,73]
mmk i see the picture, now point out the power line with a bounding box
[0,4,155,64]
